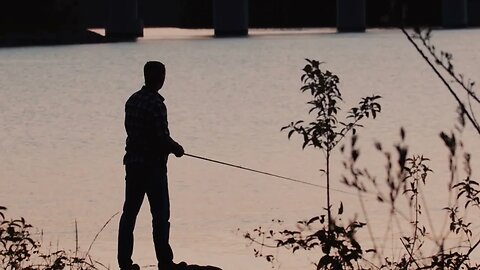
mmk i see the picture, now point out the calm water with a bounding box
[1,28,479,269]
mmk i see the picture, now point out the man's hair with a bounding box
[144,61,166,86]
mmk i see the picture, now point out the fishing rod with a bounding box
[184,153,357,196]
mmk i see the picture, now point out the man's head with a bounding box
[144,61,166,90]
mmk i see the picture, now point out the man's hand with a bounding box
[173,143,184,158]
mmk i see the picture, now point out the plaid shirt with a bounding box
[123,86,179,168]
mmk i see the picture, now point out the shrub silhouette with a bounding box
[245,31,480,268]
[246,59,382,269]
[0,206,104,270]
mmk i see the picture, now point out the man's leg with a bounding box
[146,166,174,269]
[118,164,146,269]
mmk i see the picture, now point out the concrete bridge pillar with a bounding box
[442,0,468,28]
[337,0,366,32]
[469,0,480,26]
[213,0,248,37]
[106,0,143,39]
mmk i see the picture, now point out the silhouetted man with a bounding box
[119,61,185,270]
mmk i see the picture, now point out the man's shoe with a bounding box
[121,263,140,270]
[170,261,188,270]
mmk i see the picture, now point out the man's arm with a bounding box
[167,137,184,157]
[152,100,184,157]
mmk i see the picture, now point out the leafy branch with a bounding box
[281,59,381,229]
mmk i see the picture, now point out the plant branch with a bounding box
[418,33,480,105]
[400,237,422,269]
[84,211,119,258]
[357,190,383,264]
[400,27,480,135]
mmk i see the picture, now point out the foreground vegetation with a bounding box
[245,28,480,269]
[0,206,109,270]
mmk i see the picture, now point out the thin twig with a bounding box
[425,47,480,113]
[399,237,422,269]
[92,259,112,270]
[244,235,282,249]
[85,212,120,258]
[457,238,480,269]
[419,34,480,105]
[357,190,383,264]
[419,187,439,243]
[75,219,79,257]
[409,185,420,265]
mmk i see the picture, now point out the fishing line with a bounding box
[184,153,358,196]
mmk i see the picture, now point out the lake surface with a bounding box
[1,28,479,269]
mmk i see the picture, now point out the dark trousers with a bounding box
[118,162,173,269]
